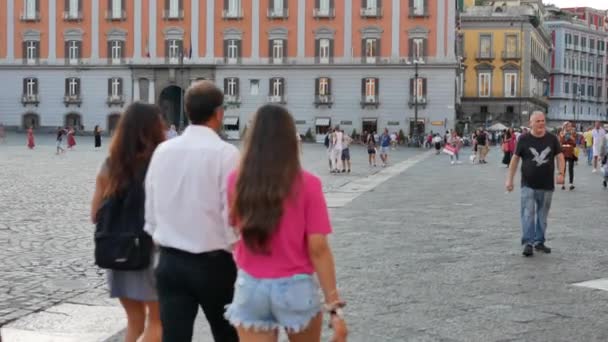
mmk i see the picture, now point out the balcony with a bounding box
[270,56,286,64]
[162,9,184,20]
[317,56,332,64]
[363,56,377,64]
[20,11,41,22]
[63,95,82,107]
[222,8,243,19]
[224,94,241,107]
[267,95,285,104]
[314,95,334,108]
[313,8,335,18]
[267,8,288,19]
[476,51,494,61]
[408,7,429,18]
[224,57,240,65]
[360,7,382,18]
[21,94,40,106]
[63,11,83,21]
[501,50,521,60]
[105,10,127,20]
[360,95,379,108]
[408,97,428,108]
[106,95,124,107]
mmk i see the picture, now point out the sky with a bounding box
[544,0,608,10]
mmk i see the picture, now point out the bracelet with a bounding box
[324,300,346,312]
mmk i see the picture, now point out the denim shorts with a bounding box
[224,270,322,333]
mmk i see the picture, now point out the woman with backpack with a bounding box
[224,104,348,342]
[90,102,166,342]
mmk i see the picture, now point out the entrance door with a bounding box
[315,117,331,143]
[409,120,425,138]
[362,118,378,137]
[159,85,187,129]
[107,113,121,135]
[22,113,40,129]
[65,113,82,130]
[223,116,240,140]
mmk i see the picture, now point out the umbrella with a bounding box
[488,123,508,131]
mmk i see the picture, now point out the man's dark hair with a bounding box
[185,81,224,125]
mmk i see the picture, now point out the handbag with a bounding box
[442,144,457,156]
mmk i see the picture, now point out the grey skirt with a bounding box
[107,265,158,302]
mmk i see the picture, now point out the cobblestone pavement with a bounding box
[3,132,608,341]
[0,132,423,330]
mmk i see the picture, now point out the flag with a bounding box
[145,37,150,58]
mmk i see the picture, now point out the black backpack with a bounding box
[94,167,153,270]
[324,134,330,148]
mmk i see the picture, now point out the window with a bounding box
[23,0,38,20]
[410,77,427,102]
[166,39,183,63]
[573,35,579,47]
[565,81,569,94]
[319,77,330,95]
[479,34,492,58]
[318,39,331,63]
[581,85,585,96]
[362,78,379,104]
[315,77,333,105]
[164,0,183,19]
[364,38,377,63]
[582,37,587,49]
[108,77,123,99]
[365,0,377,9]
[565,33,571,46]
[250,79,259,95]
[271,39,285,63]
[23,78,38,97]
[65,77,81,97]
[598,86,602,98]
[225,78,239,96]
[225,39,240,63]
[268,0,287,17]
[573,83,578,96]
[588,85,594,97]
[224,0,241,18]
[590,39,595,50]
[24,41,39,64]
[269,77,285,103]
[504,73,517,97]
[505,34,518,57]
[361,0,380,17]
[109,40,123,63]
[478,72,491,97]
[411,38,425,60]
[65,0,81,19]
[411,0,426,16]
[66,40,81,64]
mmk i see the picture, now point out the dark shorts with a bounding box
[341,148,351,161]
[367,148,375,155]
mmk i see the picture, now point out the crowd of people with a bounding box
[90,81,347,342]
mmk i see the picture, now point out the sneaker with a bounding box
[523,244,534,257]
[561,186,566,190]
[451,161,455,165]
[341,169,346,173]
[347,169,351,173]
[593,169,597,173]
[569,185,575,191]
[456,161,462,164]
[534,243,551,254]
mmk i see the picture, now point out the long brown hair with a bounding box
[231,104,301,254]
[105,102,165,197]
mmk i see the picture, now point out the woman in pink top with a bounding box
[224,104,347,342]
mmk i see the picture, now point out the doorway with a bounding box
[362,118,378,136]
[22,113,40,129]
[65,113,82,130]
[159,85,187,129]
[107,113,121,135]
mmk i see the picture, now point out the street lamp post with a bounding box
[414,60,419,146]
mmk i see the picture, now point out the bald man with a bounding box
[506,111,565,257]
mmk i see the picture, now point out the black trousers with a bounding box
[565,158,575,184]
[155,247,238,342]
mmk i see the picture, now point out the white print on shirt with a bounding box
[529,147,551,167]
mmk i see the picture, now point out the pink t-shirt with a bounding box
[227,170,332,278]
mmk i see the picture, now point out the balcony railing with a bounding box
[224,95,241,107]
[360,95,379,108]
[408,7,429,17]
[222,8,243,19]
[267,95,285,104]
[267,8,288,19]
[314,95,334,108]
[360,7,382,18]
[21,94,40,106]
[313,8,335,18]
[105,10,127,20]
[106,95,124,106]
[63,11,83,21]
[501,50,521,60]
[63,95,82,107]
[162,9,184,20]
[363,56,378,64]
[408,97,428,108]
[20,11,41,22]
[476,51,494,61]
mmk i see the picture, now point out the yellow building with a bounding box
[459,5,552,127]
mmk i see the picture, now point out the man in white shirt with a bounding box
[591,121,606,172]
[331,126,343,173]
[145,81,239,342]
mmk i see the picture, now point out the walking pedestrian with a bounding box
[501,128,516,167]
[433,134,442,155]
[26,126,35,149]
[475,129,489,164]
[505,111,565,257]
[225,104,348,342]
[341,131,353,173]
[90,102,166,342]
[94,125,102,149]
[591,121,606,173]
[56,127,66,154]
[366,131,377,167]
[583,127,593,166]
[144,81,239,342]
[448,131,462,165]
[331,126,343,173]
[559,121,577,190]
[67,126,77,149]
[379,128,391,167]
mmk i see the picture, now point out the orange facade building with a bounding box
[0,0,459,139]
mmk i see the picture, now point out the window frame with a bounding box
[478,72,491,98]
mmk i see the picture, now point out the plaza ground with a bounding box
[1,132,608,341]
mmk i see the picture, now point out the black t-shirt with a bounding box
[515,133,562,191]
[476,132,487,145]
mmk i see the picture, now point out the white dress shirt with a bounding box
[144,125,239,254]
